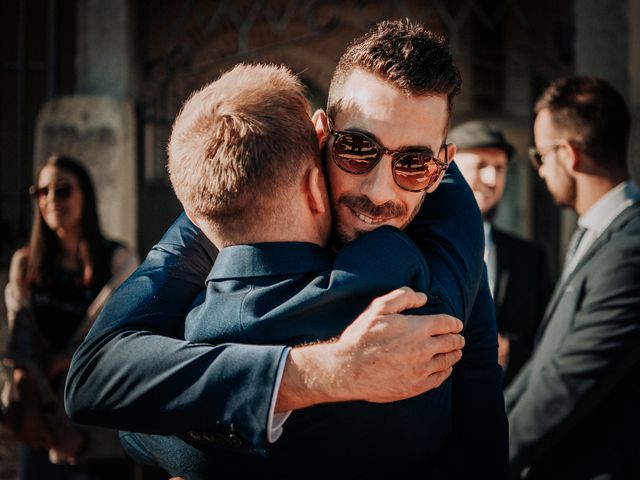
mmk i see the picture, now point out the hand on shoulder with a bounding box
[277,287,464,411]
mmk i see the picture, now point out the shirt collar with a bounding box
[208,242,333,281]
[579,180,640,234]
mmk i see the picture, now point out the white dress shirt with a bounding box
[483,222,496,298]
[564,180,640,276]
[268,349,292,442]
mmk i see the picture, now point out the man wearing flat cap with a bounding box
[450,120,552,386]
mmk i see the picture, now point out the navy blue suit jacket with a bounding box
[124,229,454,478]
[65,163,507,478]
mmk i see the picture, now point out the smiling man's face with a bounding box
[326,69,452,244]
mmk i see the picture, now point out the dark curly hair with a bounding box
[328,19,462,118]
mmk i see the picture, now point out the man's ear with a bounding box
[426,143,456,194]
[312,109,329,149]
[559,141,581,174]
[184,210,200,228]
[305,166,329,215]
[446,143,457,164]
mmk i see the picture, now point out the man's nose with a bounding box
[360,155,398,205]
[480,166,497,186]
[538,163,546,179]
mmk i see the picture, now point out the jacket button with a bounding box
[226,433,242,448]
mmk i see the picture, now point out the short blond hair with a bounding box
[168,63,319,235]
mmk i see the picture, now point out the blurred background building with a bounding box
[1,0,639,277]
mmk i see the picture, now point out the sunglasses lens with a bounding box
[29,186,45,198]
[30,184,73,200]
[395,154,445,191]
[329,123,449,192]
[332,133,379,174]
[55,185,72,200]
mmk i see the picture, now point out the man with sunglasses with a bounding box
[66,20,506,478]
[506,76,640,479]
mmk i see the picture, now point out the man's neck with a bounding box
[575,173,628,216]
[481,205,498,223]
[205,223,326,250]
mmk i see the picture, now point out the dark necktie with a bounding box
[562,226,587,277]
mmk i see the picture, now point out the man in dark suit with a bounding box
[506,76,640,479]
[65,20,507,478]
[450,121,552,385]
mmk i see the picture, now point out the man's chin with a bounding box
[481,204,499,222]
[549,190,576,209]
[331,227,358,247]
[333,221,399,246]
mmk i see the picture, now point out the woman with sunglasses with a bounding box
[2,154,138,479]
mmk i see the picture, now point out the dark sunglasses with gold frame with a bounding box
[327,117,450,192]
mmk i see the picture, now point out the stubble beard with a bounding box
[331,193,425,246]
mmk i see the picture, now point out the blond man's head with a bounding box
[168,63,320,242]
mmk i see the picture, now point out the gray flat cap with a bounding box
[448,120,515,160]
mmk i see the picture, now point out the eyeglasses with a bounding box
[29,184,74,201]
[328,119,450,192]
[528,144,561,170]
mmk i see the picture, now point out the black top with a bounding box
[31,239,121,352]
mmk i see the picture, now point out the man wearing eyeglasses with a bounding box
[65,20,507,478]
[506,76,640,480]
[449,120,553,387]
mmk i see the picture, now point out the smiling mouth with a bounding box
[352,208,394,225]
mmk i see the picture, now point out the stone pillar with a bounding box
[575,0,628,96]
[574,0,639,183]
[31,0,139,251]
[569,0,637,255]
[76,0,138,98]
[628,0,640,183]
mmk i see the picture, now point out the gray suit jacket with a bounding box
[505,201,640,479]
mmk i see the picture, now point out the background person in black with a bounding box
[449,121,552,386]
[2,155,138,480]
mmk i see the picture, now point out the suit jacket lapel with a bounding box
[535,202,640,342]
[491,228,510,310]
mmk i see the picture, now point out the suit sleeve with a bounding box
[406,162,485,322]
[408,163,508,478]
[65,213,286,455]
[506,233,640,472]
[451,271,509,479]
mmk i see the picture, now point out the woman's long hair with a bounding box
[26,154,108,287]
